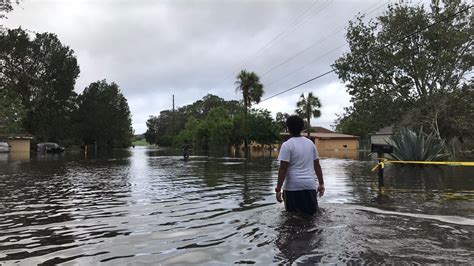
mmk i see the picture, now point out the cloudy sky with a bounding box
[4,0,413,134]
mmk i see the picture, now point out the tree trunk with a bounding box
[307,115,311,138]
[243,99,249,158]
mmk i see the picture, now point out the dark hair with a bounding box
[286,115,304,135]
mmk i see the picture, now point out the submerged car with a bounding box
[0,142,9,153]
[36,142,65,153]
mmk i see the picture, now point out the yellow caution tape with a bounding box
[387,160,474,166]
[372,158,474,171]
[371,161,385,172]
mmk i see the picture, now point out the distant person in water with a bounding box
[275,115,325,215]
[182,140,191,160]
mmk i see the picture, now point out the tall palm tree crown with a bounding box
[235,70,264,157]
[235,70,263,116]
[296,92,322,137]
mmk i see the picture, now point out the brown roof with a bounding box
[372,126,393,135]
[304,126,334,133]
[7,136,34,140]
[281,132,359,139]
[0,134,33,140]
[312,132,358,139]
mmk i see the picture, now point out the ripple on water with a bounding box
[0,148,473,264]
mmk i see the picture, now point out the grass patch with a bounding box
[131,139,149,146]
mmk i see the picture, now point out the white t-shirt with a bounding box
[277,136,319,191]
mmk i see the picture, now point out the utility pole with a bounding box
[172,94,175,135]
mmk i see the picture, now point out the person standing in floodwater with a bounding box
[182,139,191,160]
[275,115,325,215]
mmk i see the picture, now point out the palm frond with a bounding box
[295,92,322,120]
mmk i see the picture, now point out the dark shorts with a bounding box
[283,190,319,215]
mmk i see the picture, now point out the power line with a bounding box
[260,0,427,88]
[259,5,473,103]
[259,0,389,79]
[264,43,346,88]
[261,69,336,102]
[212,0,334,89]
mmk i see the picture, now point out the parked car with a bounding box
[0,142,9,153]
[36,142,65,153]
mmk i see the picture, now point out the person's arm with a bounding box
[275,161,289,203]
[314,159,325,197]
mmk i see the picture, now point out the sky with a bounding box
[3,0,409,134]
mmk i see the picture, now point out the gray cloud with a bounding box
[4,0,411,134]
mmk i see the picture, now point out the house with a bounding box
[6,136,33,153]
[280,127,360,159]
[0,135,33,160]
[305,126,334,134]
[370,126,393,145]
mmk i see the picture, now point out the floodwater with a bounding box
[0,147,473,265]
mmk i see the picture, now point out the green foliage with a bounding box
[400,83,473,141]
[144,94,241,147]
[0,0,19,19]
[144,111,174,146]
[235,70,264,114]
[0,27,80,141]
[149,94,280,151]
[296,92,322,137]
[389,128,449,161]
[206,107,234,147]
[333,1,472,141]
[235,70,264,155]
[247,109,281,145]
[144,116,159,145]
[74,80,133,148]
[176,107,234,150]
[275,112,289,132]
[175,107,279,151]
[131,139,148,146]
[1,27,134,147]
[0,88,25,134]
[334,94,398,138]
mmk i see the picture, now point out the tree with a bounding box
[147,110,174,146]
[144,116,159,145]
[275,112,290,132]
[0,0,19,19]
[333,1,472,140]
[296,92,322,137]
[75,80,133,148]
[175,108,228,151]
[0,88,25,134]
[145,94,243,147]
[0,28,80,141]
[234,70,264,156]
[248,109,280,146]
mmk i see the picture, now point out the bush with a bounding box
[389,128,449,161]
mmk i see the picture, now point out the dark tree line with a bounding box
[0,27,133,148]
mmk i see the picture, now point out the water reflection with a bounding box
[0,149,134,263]
[319,149,359,159]
[13,152,31,161]
[275,213,323,264]
[0,147,473,264]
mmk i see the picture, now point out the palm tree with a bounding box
[235,70,264,156]
[296,92,322,137]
